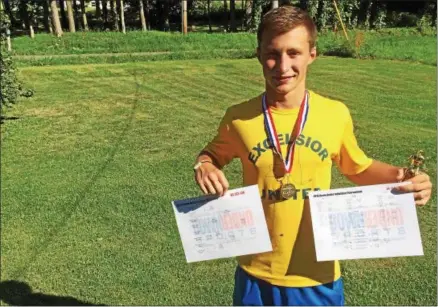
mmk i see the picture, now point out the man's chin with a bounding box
[274,84,294,95]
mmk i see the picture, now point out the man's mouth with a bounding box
[273,75,296,84]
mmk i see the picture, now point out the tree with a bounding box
[119,0,126,33]
[207,0,212,32]
[80,0,88,31]
[102,0,109,26]
[66,0,75,32]
[244,0,253,30]
[223,0,228,31]
[2,0,16,27]
[230,0,236,32]
[50,0,63,37]
[248,0,263,32]
[59,0,68,29]
[139,0,147,31]
[0,4,33,111]
[19,0,36,38]
[95,0,101,18]
[42,0,52,33]
[110,0,119,31]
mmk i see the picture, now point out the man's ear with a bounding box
[308,47,317,65]
[256,47,262,64]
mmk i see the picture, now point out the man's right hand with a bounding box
[194,161,229,197]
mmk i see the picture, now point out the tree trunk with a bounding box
[181,0,187,34]
[139,0,147,31]
[59,0,68,29]
[208,0,212,32]
[144,0,150,30]
[66,0,76,32]
[29,24,35,38]
[19,1,33,38]
[80,0,88,31]
[102,0,108,24]
[95,0,101,18]
[272,0,279,9]
[50,0,63,37]
[244,0,252,30]
[230,0,236,32]
[43,0,53,33]
[249,0,262,32]
[111,0,119,31]
[119,0,126,33]
[159,0,170,31]
[73,0,80,29]
[223,0,228,32]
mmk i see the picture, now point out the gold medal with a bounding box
[280,183,296,200]
[280,175,296,200]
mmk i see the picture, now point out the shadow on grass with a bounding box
[0,280,104,306]
[322,49,355,58]
[0,116,20,124]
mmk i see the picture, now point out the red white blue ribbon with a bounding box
[262,91,309,173]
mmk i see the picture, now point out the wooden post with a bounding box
[182,0,187,34]
[272,0,279,9]
[6,28,12,52]
[333,0,349,41]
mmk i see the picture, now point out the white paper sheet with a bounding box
[172,185,272,263]
[309,182,423,262]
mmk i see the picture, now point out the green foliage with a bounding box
[0,6,33,109]
[417,15,436,36]
[1,8,20,108]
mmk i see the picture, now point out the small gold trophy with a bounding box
[403,150,426,180]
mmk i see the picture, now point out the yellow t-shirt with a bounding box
[202,90,373,287]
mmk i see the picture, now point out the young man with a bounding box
[194,6,432,306]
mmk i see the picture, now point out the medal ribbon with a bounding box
[262,91,309,174]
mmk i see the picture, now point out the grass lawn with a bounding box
[1,57,436,306]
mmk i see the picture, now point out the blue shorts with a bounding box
[233,266,344,306]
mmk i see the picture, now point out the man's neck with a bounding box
[265,84,306,110]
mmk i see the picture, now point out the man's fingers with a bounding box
[216,172,230,195]
[195,171,209,194]
[397,181,432,193]
[204,178,217,195]
[212,179,224,196]
[414,190,431,206]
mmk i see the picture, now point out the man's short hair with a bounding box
[257,6,317,49]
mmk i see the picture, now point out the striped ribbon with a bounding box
[262,91,309,173]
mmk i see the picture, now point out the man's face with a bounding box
[257,26,317,95]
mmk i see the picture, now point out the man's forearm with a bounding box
[346,160,401,186]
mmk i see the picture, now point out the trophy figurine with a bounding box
[403,150,426,180]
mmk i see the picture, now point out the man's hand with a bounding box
[396,168,432,206]
[194,162,230,197]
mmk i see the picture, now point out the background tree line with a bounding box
[1,0,437,38]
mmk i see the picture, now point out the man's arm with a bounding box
[346,160,432,206]
[345,160,400,185]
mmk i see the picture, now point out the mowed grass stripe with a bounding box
[1,58,436,306]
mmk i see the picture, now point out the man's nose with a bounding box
[278,54,291,74]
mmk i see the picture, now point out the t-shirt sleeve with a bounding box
[201,108,238,169]
[334,107,373,175]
